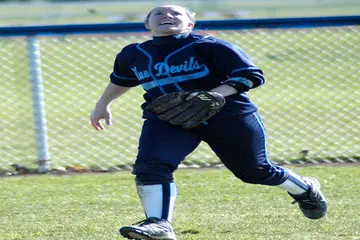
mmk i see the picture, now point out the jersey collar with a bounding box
[152,32,190,46]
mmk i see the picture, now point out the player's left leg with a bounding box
[194,112,327,219]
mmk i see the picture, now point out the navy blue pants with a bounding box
[133,112,288,185]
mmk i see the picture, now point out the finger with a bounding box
[91,121,104,131]
[91,121,100,130]
[105,116,112,126]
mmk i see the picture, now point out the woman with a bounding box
[90,5,327,240]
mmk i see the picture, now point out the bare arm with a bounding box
[210,84,237,97]
[90,82,131,130]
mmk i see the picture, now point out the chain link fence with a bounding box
[0,19,359,174]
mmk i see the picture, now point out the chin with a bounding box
[158,26,181,32]
[162,30,183,35]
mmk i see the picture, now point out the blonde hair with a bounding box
[144,5,196,26]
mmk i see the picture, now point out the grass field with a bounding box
[1,165,360,240]
[1,3,359,240]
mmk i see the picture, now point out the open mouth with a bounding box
[159,21,176,26]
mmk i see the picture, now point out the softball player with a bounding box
[90,5,327,240]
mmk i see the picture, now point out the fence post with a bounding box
[27,36,50,173]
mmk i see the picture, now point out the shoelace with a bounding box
[131,218,172,233]
[132,218,158,226]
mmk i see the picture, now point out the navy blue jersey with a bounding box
[110,33,265,118]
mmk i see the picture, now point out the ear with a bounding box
[187,22,195,30]
[145,23,151,30]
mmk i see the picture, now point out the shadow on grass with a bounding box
[179,229,201,235]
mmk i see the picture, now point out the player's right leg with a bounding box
[119,120,201,240]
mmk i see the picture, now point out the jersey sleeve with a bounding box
[110,43,140,87]
[196,37,265,93]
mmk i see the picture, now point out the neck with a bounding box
[152,32,190,45]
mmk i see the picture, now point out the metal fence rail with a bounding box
[0,16,359,173]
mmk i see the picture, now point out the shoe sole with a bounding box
[120,229,176,240]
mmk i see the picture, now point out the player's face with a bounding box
[146,6,194,36]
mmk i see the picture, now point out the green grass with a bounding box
[1,165,360,239]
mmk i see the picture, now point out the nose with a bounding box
[162,12,174,19]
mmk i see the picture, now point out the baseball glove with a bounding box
[146,91,225,128]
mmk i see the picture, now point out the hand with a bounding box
[90,104,112,131]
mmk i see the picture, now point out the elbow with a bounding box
[250,72,266,88]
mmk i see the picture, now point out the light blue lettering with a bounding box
[133,57,207,80]
[154,63,169,77]
[131,66,150,80]
[188,57,195,71]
